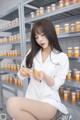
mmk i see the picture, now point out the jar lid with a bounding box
[75,71,79,74]
[74,47,79,49]
[68,47,72,49]
[76,21,80,24]
[71,24,75,26]
[51,4,55,6]
[64,23,69,26]
[71,91,76,95]
[39,7,44,9]
[31,12,34,14]
[55,25,60,27]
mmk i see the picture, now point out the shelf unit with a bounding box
[23,0,80,118]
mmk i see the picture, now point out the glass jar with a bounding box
[76,21,80,31]
[76,89,80,99]
[67,47,72,57]
[64,23,69,33]
[67,87,71,97]
[55,25,60,34]
[31,12,34,18]
[64,90,68,101]
[74,47,79,57]
[59,0,64,9]
[73,69,77,79]
[39,7,44,15]
[70,24,75,32]
[65,2,70,7]
[47,6,51,13]
[51,4,56,11]
[75,71,80,82]
[36,9,40,16]
[67,70,72,80]
[71,92,76,103]
[59,86,64,96]
[72,0,77,4]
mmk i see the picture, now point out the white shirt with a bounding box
[18,49,69,114]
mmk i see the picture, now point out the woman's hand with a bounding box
[32,70,44,82]
[19,67,31,77]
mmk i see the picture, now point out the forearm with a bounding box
[43,72,55,86]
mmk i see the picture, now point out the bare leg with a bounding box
[6,97,57,120]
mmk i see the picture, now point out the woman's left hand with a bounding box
[32,70,44,82]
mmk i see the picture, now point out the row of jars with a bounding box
[0,50,21,57]
[55,21,80,35]
[59,0,80,9]
[1,64,20,72]
[59,86,80,103]
[30,0,80,18]
[4,75,23,87]
[0,18,19,29]
[67,47,80,58]
[0,34,21,44]
[67,69,80,82]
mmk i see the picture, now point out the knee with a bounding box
[6,97,20,116]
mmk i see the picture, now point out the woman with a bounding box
[6,19,71,120]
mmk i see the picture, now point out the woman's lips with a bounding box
[41,43,45,46]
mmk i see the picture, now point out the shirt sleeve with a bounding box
[51,53,69,90]
[17,49,31,81]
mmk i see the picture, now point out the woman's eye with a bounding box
[41,34,45,36]
[35,36,38,39]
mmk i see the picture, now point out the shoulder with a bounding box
[51,50,69,64]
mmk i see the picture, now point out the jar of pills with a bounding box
[76,22,80,31]
[72,0,77,4]
[67,47,72,57]
[55,25,60,34]
[67,70,72,80]
[59,0,64,9]
[75,71,80,82]
[64,90,68,101]
[39,7,44,15]
[76,89,80,99]
[73,69,77,79]
[64,23,69,33]
[71,92,76,103]
[47,6,51,13]
[74,47,79,57]
[36,9,40,16]
[70,24,75,32]
[51,4,56,11]
[31,12,34,18]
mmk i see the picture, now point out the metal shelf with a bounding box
[69,57,80,62]
[65,80,80,89]
[0,41,20,45]
[0,69,17,75]
[62,99,80,112]
[2,81,23,91]
[58,32,80,39]
[25,3,80,24]
[0,24,19,32]
[0,6,18,20]
[0,56,21,59]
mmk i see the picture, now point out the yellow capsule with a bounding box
[34,70,39,75]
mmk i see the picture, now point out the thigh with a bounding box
[8,97,57,120]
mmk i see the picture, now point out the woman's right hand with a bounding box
[19,67,31,77]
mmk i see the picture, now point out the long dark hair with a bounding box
[26,19,62,68]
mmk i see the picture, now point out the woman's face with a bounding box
[35,32,49,49]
